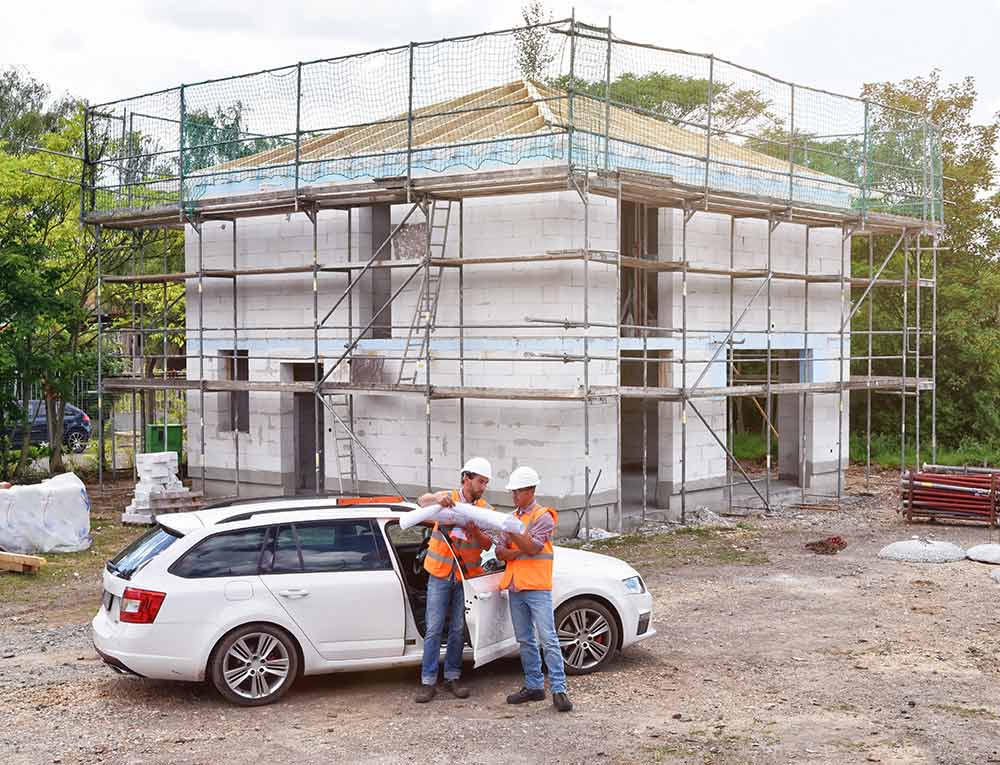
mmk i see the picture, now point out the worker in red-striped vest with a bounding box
[414,457,493,703]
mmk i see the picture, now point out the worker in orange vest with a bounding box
[414,456,494,703]
[495,466,572,712]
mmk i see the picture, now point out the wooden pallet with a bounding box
[0,551,47,574]
[150,491,204,516]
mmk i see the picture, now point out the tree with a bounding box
[851,72,1000,448]
[183,102,286,174]
[0,68,77,155]
[552,71,781,135]
[514,1,556,81]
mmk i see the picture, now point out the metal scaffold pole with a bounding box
[915,233,922,466]
[424,201,433,493]
[866,234,873,490]
[347,208,356,493]
[680,206,690,524]
[800,226,809,504]
[311,207,322,495]
[728,216,735,514]
[96,225,104,492]
[615,176,623,533]
[582,173,592,540]
[233,219,241,497]
[837,223,847,501]
[931,236,938,463]
[901,235,909,476]
[641,203,648,526]
[458,200,466,471]
[766,215,775,508]
[194,217,206,495]
[162,230,168,479]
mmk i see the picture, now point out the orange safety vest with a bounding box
[423,490,489,581]
[500,504,557,591]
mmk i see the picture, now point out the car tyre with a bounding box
[555,598,619,676]
[65,429,88,454]
[209,623,299,706]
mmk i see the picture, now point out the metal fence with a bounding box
[83,17,943,224]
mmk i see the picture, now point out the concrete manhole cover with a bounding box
[967,544,1000,565]
[877,538,965,563]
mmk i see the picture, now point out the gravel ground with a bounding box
[3,469,1000,764]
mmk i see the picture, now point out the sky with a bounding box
[4,0,998,125]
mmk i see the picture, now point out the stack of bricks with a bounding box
[122,452,202,524]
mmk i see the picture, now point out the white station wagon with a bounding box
[92,497,655,706]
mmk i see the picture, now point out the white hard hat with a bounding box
[461,456,493,481]
[506,466,540,491]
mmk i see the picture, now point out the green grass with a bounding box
[731,431,778,461]
[731,430,1000,470]
[849,433,1000,469]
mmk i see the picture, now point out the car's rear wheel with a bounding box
[65,429,88,454]
[555,598,619,675]
[209,624,299,706]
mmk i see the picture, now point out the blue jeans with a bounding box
[421,572,466,686]
[509,589,567,694]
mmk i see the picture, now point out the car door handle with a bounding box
[278,588,310,599]
[475,592,493,600]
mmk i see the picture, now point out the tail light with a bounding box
[82,413,90,424]
[119,587,166,624]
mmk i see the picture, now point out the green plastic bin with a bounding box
[145,423,183,459]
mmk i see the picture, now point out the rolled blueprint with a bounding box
[399,502,524,534]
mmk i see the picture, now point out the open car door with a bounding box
[463,551,518,667]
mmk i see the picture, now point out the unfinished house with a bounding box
[86,18,942,532]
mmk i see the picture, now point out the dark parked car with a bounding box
[4,401,93,454]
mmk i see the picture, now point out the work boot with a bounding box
[506,687,545,704]
[442,680,470,699]
[414,684,437,703]
[552,692,573,712]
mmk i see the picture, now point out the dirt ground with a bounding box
[3,470,1000,764]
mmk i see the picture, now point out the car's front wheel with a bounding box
[555,598,620,675]
[65,429,88,454]
[209,624,299,706]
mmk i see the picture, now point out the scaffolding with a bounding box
[82,17,942,531]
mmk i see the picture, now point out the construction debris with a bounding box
[0,551,46,574]
[804,536,848,555]
[900,465,999,527]
[577,527,620,541]
[689,508,735,529]
[877,537,966,564]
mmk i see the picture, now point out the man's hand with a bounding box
[463,522,491,548]
[438,491,456,508]
[495,545,518,561]
[506,529,542,555]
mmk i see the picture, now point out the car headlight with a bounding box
[622,575,645,594]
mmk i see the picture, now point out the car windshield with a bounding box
[108,526,182,580]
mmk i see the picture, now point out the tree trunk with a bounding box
[142,357,158,451]
[14,388,33,480]
[46,393,65,475]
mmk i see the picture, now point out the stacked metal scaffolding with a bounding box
[82,17,942,530]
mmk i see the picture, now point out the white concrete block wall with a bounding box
[183,192,849,506]
[353,191,618,502]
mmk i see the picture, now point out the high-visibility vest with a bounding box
[500,504,557,591]
[423,490,489,581]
